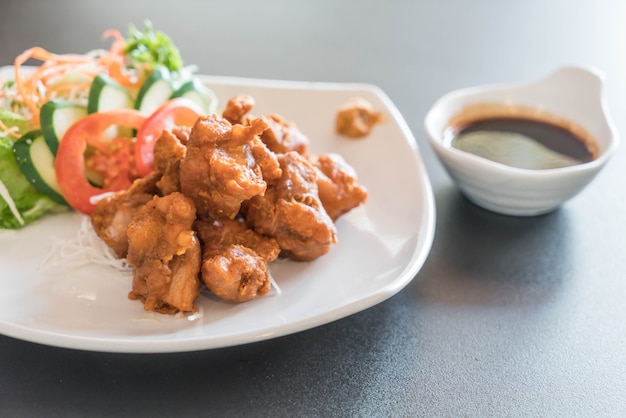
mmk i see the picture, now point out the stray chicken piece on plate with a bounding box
[335,96,382,138]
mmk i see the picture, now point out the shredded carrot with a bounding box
[102,29,125,55]
[98,29,140,89]
[0,119,21,139]
[13,47,100,124]
[7,28,142,128]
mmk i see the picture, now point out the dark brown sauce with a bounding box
[454,117,594,162]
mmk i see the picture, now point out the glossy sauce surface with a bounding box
[448,117,596,170]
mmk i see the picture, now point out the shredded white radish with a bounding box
[39,215,131,272]
[39,214,282,299]
[36,212,280,323]
[0,179,25,226]
[269,275,282,296]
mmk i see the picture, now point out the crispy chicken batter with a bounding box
[222,94,309,154]
[90,171,159,258]
[309,153,368,221]
[195,218,280,262]
[245,151,337,261]
[194,218,280,302]
[126,193,201,313]
[201,245,271,303]
[179,114,281,220]
[90,94,368,314]
[261,113,309,155]
[335,97,382,138]
[154,126,190,195]
[222,94,255,125]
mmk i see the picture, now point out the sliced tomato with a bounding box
[55,109,147,214]
[135,97,204,176]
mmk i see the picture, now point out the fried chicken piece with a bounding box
[179,114,281,220]
[195,218,280,262]
[245,151,337,261]
[261,114,309,154]
[309,153,368,221]
[223,95,308,154]
[126,193,201,313]
[222,94,255,125]
[201,245,271,303]
[194,218,280,302]
[154,127,190,195]
[90,171,160,258]
[335,97,382,138]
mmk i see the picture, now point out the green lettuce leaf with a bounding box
[0,113,65,229]
[0,107,33,133]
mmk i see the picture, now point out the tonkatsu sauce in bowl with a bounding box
[424,66,619,216]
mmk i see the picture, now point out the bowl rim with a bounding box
[424,65,620,178]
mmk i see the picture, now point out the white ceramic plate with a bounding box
[0,71,435,353]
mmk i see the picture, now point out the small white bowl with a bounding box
[424,66,619,216]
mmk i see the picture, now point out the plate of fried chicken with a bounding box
[0,76,435,353]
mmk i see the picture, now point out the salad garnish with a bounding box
[0,22,217,228]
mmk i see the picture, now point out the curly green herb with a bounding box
[124,21,184,73]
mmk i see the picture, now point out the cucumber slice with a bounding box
[171,78,217,114]
[13,130,67,205]
[40,99,87,154]
[135,67,176,116]
[88,74,133,114]
[88,75,135,139]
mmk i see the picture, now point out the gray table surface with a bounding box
[1,1,625,416]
